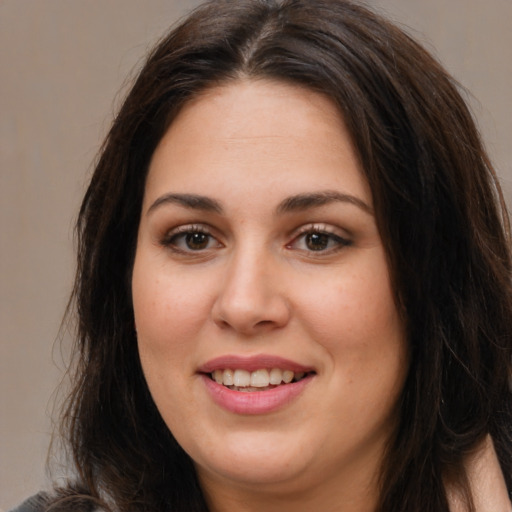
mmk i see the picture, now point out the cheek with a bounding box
[301,268,406,419]
[295,255,407,400]
[132,260,214,354]
[132,261,207,419]
[300,270,400,347]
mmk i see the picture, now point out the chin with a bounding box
[190,429,314,489]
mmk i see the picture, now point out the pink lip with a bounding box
[201,374,314,415]
[198,354,314,373]
[198,354,315,415]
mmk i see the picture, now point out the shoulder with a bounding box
[8,492,103,512]
[8,494,49,512]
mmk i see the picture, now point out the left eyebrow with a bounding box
[276,191,373,215]
[146,193,223,215]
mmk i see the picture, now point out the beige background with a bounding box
[1,1,511,509]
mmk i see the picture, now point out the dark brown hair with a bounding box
[52,1,512,511]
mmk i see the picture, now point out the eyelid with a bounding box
[160,223,223,253]
[286,223,352,253]
[161,223,210,241]
[157,222,351,255]
[291,223,350,240]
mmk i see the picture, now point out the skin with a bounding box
[447,436,511,512]
[132,80,408,512]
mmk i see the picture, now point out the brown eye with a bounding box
[185,232,210,250]
[287,226,352,254]
[305,232,330,251]
[162,226,221,253]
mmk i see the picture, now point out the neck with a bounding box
[198,458,381,512]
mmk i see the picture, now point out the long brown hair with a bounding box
[52,1,512,510]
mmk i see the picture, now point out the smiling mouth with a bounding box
[209,368,313,392]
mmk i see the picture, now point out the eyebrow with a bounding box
[147,193,223,215]
[276,191,373,215]
[146,190,373,216]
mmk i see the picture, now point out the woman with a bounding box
[13,0,512,511]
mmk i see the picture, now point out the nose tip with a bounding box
[211,257,291,335]
[213,296,290,335]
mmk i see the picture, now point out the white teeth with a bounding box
[269,368,283,385]
[223,368,234,386]
[211,368,308,388]
[283,370,294,384]
[251,369,270,387]
[233,369,251,387]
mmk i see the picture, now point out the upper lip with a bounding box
[197,355,315,374]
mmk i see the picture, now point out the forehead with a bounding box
[144,79,370,209]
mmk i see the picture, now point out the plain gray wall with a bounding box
[1,1,511,509]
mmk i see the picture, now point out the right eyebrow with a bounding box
[146,193,223,215]
[276,190,373,216]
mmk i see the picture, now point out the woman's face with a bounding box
[132,80,408,502]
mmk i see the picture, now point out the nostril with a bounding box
[255,320,274,327]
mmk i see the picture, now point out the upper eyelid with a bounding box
[170,223,211,233]
[163,222,347,236]
[159,223,219,246]
[163,223,215,237]
[290,223,351,239]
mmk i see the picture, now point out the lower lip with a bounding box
[201,374,313,415]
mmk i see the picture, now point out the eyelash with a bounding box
[160,223,352,255]
[287,224,352,254]
[160,224,221,254]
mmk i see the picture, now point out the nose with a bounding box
[211,248,291,335]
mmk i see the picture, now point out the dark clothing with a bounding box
[8,494,49,512]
